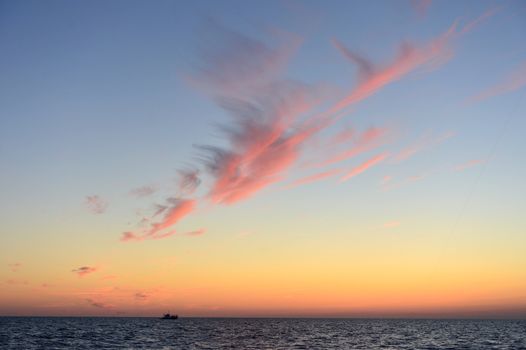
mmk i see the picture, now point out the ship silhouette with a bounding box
[161,313,178,320]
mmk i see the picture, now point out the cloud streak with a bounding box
[468,60,526,102]
[121,199,197,241]
[393,131,454,162]
[185,229,206,237]
[322,126,391,166]
[129,186,157,198]
[286,169,341,189]
[340,153,389,182]
[459,7,501,35]
[328,22,456,115]
[455,159,485,172]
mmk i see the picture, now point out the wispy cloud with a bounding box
[113,17,484,241]
[198,82,323,205]
[468,60,526,103]
[381,172,431,191]
[459,6,501,35]
[185,229,206,237]
[393,131,454,162]
[322,127,391,166]
[410,0,432,18]
[285,169,341,189]
[340,153,389,182]
[84,195,108,214]
[189,19,302,98]
[177,169,201,196]
[455,159,485,172]
[121,199,196,241]
[8,262,21,272]
[129,185,157,198]
[328,21,456,115]
[150,199,196,235]
[72,266,98,277]
[5,279,28,285]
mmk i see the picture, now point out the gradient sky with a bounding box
[1,0,526,318]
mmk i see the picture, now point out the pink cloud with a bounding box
[322,126,391,166]
[329,22,457,115]
[188,21,438,207]
[468,60,526,103]
[121,199,196,242]
[200,82,323,205]
[150,199,195,235]
[340,153,389,182]
[285,169,341,189]
[72,266,98,277]
[120,232,139,242]
[455,159,485,172]
[116,20,477,241]
[84,195,108,214]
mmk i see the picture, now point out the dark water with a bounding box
[1,317,525,349]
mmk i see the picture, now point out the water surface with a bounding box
[1,317,525,349]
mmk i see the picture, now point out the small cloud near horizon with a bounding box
[86,298,114,309]
[134,292,148,301]
[8,263,22,272]
[72,266,98,277]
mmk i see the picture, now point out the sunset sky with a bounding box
[1,0,525,318]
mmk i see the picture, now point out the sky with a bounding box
[1,0,525,318]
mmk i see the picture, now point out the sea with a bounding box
[1,317,525,349]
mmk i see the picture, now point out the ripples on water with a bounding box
[0,317,525,349]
